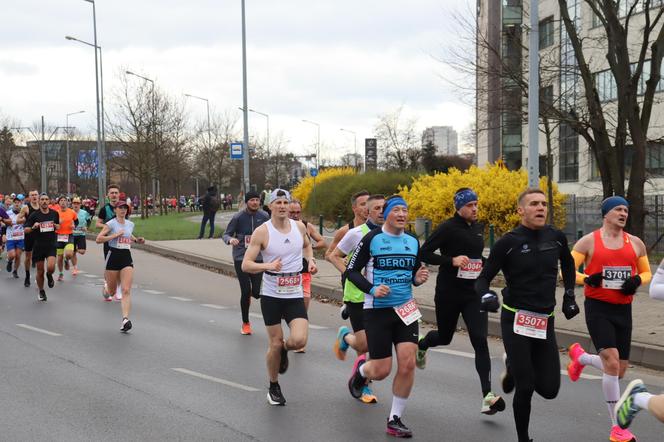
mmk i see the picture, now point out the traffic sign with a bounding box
[230,142,243,160]
[310,168,318,177]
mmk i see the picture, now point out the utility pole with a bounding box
[527,0,540,187]
[41,116,46,193]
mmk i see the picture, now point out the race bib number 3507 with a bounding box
[513,310,548,340]
[602,266,632,290]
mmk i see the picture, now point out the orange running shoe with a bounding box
[241,322,252,335]
[609,424,636,442]
[567,343,587,382]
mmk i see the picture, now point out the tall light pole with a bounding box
[185,93,214,191]
[241,0,251,192]
[340,128,357,169]
[527,0,540,187]
[249,108,269,181]
[66,110,85,196]
[302,119,320,169]
[126,70,156,202]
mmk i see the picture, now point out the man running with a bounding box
[416,188,505,415]
[475,188,579,442]
[346,195,429,438]
[223,190,269,335]
[97,184,122,301]
[24,193,60,301]
[567,196,651,442]
[18,190,40,287]
[242,189,316,406]
[328,194,385,404]
[55,196,78,281]
[71,197,90,275]
[6,196,24,278]
[324,190,369,264]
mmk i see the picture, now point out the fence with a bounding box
[563,194,664,255]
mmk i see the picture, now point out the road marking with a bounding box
[431,348,476,359]
[144,289,165,295]
[560,369,601,380]
[171,368,259,392]
[169,296,192,302]
[249,312,263,319]
[83,274,98,278]
[308,324,327,330]
[16,324,62,337]
[200,304,227,310]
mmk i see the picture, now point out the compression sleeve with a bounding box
[345,234,374,294]
[558,233,575,291]
[636,255,652,284]
[419,223,452,266]
[571,250,587,285]
[650,267,664,301]
[475,236,509,296]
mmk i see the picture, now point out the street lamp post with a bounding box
[185,93,214,189]
[302,119,320,169]
[249,109,269,181]
[241,0,251,193]
[527,0,540,187]
[340,128,357,169]
[66,111,85,196]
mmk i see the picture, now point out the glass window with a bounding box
[559,122,579,182]
[539,17,554,49]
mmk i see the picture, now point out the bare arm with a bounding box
[328,247,348,274]
[241,226,278,273]
[325,225,348,261]
[96,224,121,244]
[307,224,327,250]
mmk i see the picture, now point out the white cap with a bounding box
[268,188,291,204]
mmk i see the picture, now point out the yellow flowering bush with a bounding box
[399,164,567,235]
[291,167,356,210]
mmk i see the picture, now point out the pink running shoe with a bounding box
[567,342,587,382]
[609,424,636,442]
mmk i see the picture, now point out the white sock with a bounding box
[603,374,620,425]
[389,395,408,419]
[359,363,367,378]
[634,392,653,410]
[579,353,604,370]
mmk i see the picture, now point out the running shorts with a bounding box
[24,233,35,253]
[32,245,56,264]
[345,301,365,333]
[56,234,74,253]
[364,307,418,360]
[302,272,311,298]
[260,296,307,326]
[105,248,134,271]
[584,297,632,360]
[73,236,87,251]
[6,239,24,251]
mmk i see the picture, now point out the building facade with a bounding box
[421,126,458,156]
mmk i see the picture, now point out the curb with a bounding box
[134,240,664,372]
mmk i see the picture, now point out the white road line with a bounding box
[431,348,476,359]
[16,324,62,337]
[171,368,259,392]
[560,369,602,380]
[308,324,327,330]
[83,274,98,278]
[169,296,192,302]
[248,312,263,319]
[200,304,228,310]
[144,289,165,295]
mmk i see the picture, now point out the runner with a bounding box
[242,188,316,406]
[96,200,145,332]
[328,194,385,404]
[6,196,24,278]
[222,190,269,335]
[0,203,12,265]
[345,195,429,438]
[567,196,651,442]
[96,184,121,301]
[23,193,60,301]
[414,188,505,415]
[55,196,78,281]
[474,188,579,442]
[18,190,40,287]
[71,196,91,275]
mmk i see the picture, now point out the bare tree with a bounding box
[374,106,421,170]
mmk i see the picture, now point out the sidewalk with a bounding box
[134,238,664,370]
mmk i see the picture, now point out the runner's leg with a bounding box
[419,293,461,350]
[234,260,252,324]
[119,266,133,319]
[265,324,285,382]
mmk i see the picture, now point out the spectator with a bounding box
[198,186,221,239]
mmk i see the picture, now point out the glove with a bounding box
[562,289,579,320]
[584,272,603,288]
[480,290,500,313]
[621,275,641,295]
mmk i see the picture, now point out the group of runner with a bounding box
[223,184,662,441]
[0,184,143,332]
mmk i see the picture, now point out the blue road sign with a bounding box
[230,142,243,160]
[310,167,318,177]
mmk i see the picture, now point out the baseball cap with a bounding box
[268,189,291,204]
[116,200,129,208]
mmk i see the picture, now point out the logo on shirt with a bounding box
[284,239,291,244]
[521,244,530,253]
[379,246,393,251]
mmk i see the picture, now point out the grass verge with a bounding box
[90,211,225,241]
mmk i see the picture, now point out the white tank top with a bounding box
[261,219,304,299]
[7,210,24,241]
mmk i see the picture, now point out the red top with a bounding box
[584,229,638,305]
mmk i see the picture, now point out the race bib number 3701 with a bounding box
[602,266,632,290]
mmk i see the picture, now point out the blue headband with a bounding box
[454,189,478,211]
[601,196,629,216]
[383,197,408,217]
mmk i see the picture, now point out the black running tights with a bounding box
[234,260,262,323]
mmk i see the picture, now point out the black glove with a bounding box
[621,275,641,295]
[480,290,500,313]
[584,272,603,288]
[562,289,579,320]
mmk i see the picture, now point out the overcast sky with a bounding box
[1,0,475,162]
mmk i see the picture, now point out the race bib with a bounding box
[244,235,251,248]
[40,221,54,232]
[276,274,301,294]
[457,259,483,280]
[394,299,422,326]
[9,226,24,241]
[73,225,84,234]
[602,266,632,290]
[116,236,132,250]
[513,310,548,340]
[57,234,69,243]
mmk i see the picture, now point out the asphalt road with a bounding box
[0,242,662,441]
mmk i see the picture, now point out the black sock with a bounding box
[269,381,279,389]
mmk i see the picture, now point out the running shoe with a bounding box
[501,353,514,394]
[481,392,506,415]
[386,415,412,438]
[615,379,649,430]
[57,273,64,282]
[567,342,587,382]
[71,268,79,276]
[46,272,54,288]
[6,259,12,272]
[348,354,367,399]
[609,424,636,442]
[340,304,349,320]
[102,285,112,301]
[12,270,18,279]
[333,326,350,360]
[121,318,132,332]
[278,341,289,374]
[38,290,47,302]
[64,258,70,270]
[294,347,306,353]
[267,382,286,406]
[241,322,252,335]
[416,335,427,370]
[114,291,123,301]
[360,385,377,404]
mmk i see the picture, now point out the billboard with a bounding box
[77,150,98,179]
[365,138,377,171]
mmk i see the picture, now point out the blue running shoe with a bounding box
[360,384,377,404]
[334,326,351,361]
